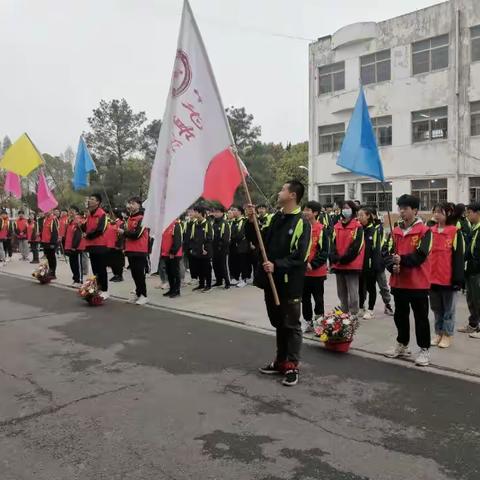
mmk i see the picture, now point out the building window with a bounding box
[360,49,391,85]
[318,123,345,153]
[412,107,448,143]
[371,116,392,146]
[361,182,392,211]
[318,61,345,95]
[412,34,449,75]
[471,26,480,62]
[471,101,480,136]
[318,184,345,206]
[470,177,480,202]
[411,179,448,210]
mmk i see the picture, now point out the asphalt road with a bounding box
[0,274,479,480]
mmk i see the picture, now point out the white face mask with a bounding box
[342,208,352,219]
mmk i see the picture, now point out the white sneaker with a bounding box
[363,310,375,320]
[469,331,480,339]
[236,280,247,288]
[246,278,254,285]
[384,342,411,358]
[302,321,315,334]
[100,291,110,300]
[415,348,430,366]
[358,308,365,316]
[135,295,148,305]
[127,295,138,304]
[72,282,82,288]
[230,279,239,286]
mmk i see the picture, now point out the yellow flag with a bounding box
[0,133,44,176]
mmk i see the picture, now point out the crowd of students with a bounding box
[2,186,480,377]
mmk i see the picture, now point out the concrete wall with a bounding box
[308,0,480,210]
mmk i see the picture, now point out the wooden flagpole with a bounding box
[232,148,280,306]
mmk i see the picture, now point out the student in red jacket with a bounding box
[302,201,329,333]
[15,210,29,260]
[120,197,149,305]
[83,193,109,298]
[107,209,125,283]
[329,201,365,316]
[41,210,59,279]
[0,210,13,262]
[64,206,86,287]
[429,202,464,349]
[161,219,183,298]
[383,194,433,366]
[27,211,40,264]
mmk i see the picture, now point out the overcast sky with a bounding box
[0,0,439,155]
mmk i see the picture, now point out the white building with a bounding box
[308,0,480,212]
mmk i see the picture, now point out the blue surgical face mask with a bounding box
[342,208,352,219]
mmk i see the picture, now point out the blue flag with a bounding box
[73,136,97,190]
[336,87,385,182]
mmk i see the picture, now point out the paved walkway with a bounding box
[1,254,479,379]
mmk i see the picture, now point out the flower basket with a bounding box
[79,276,103,307]
[32,262,51,284]
[314,308,359,353]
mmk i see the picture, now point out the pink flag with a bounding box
[144,0,246,266]
[37,171,58,212]
[4,171,22,198]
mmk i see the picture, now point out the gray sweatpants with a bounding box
[18,239,29,260]
[335,272,360,315]
[376,270,392,306]
[0,241,4,262]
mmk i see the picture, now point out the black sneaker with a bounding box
[258,362,282,375]
[384,304,394,316]
[212,282,222,287]
[192,286,203,292]
[202,287,212,293]
[224,284,230,290]
[169,292,180,298]
[163,291,172,297]
[282,369,299,387]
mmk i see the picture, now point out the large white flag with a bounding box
[144,0,244,266]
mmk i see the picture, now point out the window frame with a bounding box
[318,123,345,154]
[361,182,392,211]
[471,101,480,137]
[470,177,480,202]
[360,49,391,85]
[411,179,448,210]
[471,25,480,63]
[371,115,392,147]
[318,184,345,206]
[412,34,449,75]
[411,107,448,143]
[317,61,345,96]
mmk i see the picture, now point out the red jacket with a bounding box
[104,222,119,249]
[64,217,85,252]
[161,221,183,258]
[0,217,10,240]
[331,219,365,272]
[85,207,108,249]
[430,225,465,287]
[124,212,149,255]
[306,221,329,278]
[388,220,432,290]
[41,214,59,246]
[58,214,68,239]
[15,218,28,239]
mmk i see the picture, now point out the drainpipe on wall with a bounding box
[455,6,461,201]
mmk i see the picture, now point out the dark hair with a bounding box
[0,210,7,215]
[69,205,80,213]
[341,200,359,214]
[324,203,333,209]
[455,203,466,216]
[305,200,322,217]
[432,202,458,226]
[256,204,267,210]
[128,196,142,206]
[193,205,207,217]
[232,205,245,215]
[18,210,24,214]
[90,193,102,203]
[213,205,226,213]
[397,194,420,210]
[467,202,480,213]
[285,179,305,203]
[359,205,375,224]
